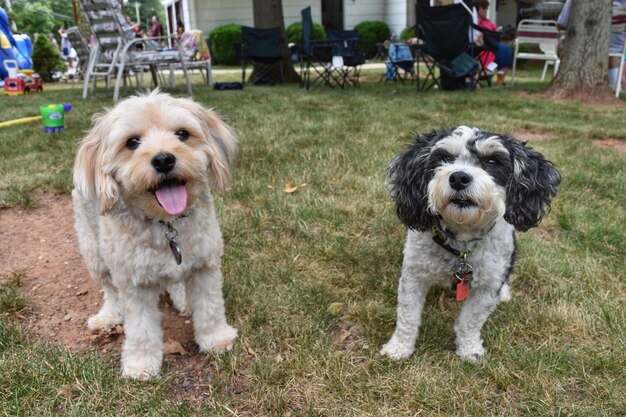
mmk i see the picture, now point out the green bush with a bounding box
[354,21,390,57]
[31,34,66,81]
[400,26,416,41]
[286,22,326,46]
[209,24,242,65]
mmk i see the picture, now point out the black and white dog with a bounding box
[380,126,560,362]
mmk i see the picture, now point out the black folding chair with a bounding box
[327,29,366,88]
[240,26,288,85]
[415,0,478,91]
[300,7,342,89]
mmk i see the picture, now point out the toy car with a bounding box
[3,70,43,95]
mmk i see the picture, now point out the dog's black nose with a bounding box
[151,152,176,174]
[449,171,472,190]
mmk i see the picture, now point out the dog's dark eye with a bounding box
[431,149,455,164]
[175,129,190,141]
[486,159,497,165]
[126,137,141,150]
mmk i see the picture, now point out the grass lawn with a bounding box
[0,68,624,416]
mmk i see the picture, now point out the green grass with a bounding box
[0,68,625,416]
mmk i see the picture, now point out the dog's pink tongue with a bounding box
[155,184,187,216]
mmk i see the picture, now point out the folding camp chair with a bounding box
[380,42,416,83]
[300,6,341,89]
[415,0,478,91]
[511,19,560,86]
[78,0,191,101]
[326,29,366,88]
[240,26,288,85]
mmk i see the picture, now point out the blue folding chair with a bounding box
[381,43,415,83]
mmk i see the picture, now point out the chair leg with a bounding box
[541,61,549,81]
[616,57,624,98]
[553,59,560,78]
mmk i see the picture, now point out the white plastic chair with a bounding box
[611,5,626,97]
[511,19,560,86]
[78,0,191,101]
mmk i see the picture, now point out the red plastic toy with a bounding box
[3,70,43,95]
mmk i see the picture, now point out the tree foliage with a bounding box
[8,1,57,37]
[31,32,66,81]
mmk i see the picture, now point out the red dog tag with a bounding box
[456,277,470,302]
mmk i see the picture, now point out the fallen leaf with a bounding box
[246,346,257,356]
[284,182,306,193]
[327,302,344,315]
[164,338,188,355]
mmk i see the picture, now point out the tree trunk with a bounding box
[546,0,614,100]
[251,0,301,84]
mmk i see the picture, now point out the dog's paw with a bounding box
[380,338,415,360]
[196,325,238,353]
[498,284,512,303]
[121,363,161,380]
[456,345,485,363]
[87,311,123,332]
[121,355,162,380]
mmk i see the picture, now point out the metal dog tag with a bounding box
[164,221,183,265]
[169,239,182,265]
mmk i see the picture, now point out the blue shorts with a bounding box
[494,42,513,69]
[610,32,625,54]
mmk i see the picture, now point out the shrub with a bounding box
[286,21,326,45]
[400,26,416,41]
[209,24,242,65]
[354,21,390,57]
[31,34,66,81]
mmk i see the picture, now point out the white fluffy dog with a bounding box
[72,91,238,379]
[381,126,560,362]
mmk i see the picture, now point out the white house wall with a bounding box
[179,0,322,34]
[340,0,408,35]
[386,0,409,35]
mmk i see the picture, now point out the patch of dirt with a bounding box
[594,138,626,154]
[512,128,557,142]
[0,191,212,404]
[513,128,626,154]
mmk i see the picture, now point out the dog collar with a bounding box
[431,220,495,258]
[431,220,495,302]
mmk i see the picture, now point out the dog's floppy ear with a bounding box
[184,101,237,192]
[502,136,560,231]
[73,112,120,214]
[388,129,452,231]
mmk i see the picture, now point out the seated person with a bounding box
[474,0,513,84]
[176,21,185,39]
